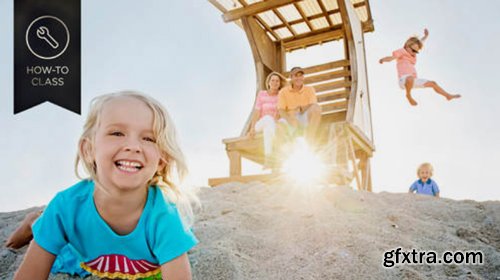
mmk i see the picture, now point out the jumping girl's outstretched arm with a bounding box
[379,55,396,64]
[421,28,429,43]
[14,241,55,280]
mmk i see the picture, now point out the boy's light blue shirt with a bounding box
[409,178,440,196]
[32,180,198,278]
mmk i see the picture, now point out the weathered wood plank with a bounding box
[321,100,348,113]
[209,173,279,187]
[304,69,350,84]
[285,60,349,76]
[314,80,351,93]
[317,90,349,103]
[223,0,298,23]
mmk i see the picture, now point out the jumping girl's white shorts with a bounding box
[399,75,429,89]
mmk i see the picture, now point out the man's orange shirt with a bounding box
[278,85,317,111]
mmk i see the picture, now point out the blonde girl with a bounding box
[14,91,198,280]
[379,28,461,106]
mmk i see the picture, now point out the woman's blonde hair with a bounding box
[265,71,287,90]
[75,91,197,226]
[417,162,434,177]
[404,36,423,50]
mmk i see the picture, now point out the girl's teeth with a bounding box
[117,165,138,172]
[118,161,142,168]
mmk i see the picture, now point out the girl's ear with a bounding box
[80,138,94,165]
[157,157,168,172]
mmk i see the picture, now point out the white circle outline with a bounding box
[25,15,70,60]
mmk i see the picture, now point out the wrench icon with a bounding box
[36,26,59,49]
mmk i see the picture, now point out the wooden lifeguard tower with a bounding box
[208,0,375,191]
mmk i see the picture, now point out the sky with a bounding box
[1,0,499,212]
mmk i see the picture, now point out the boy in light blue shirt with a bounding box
[409,163,440,197]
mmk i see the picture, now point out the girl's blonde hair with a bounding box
[404,36,423,50]
[417,162,434,177]
[265,71,287,90]
[75,91,197,226]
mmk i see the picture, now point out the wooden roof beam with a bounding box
[222,0,300,23]
[238,0,281,43]
[317,0,334,27]
[283,28,343,50]
[255,16,280,41]
[270,1,366,31]
[208,0,228,13]
[293,3,314,32]
[272,8,298,37]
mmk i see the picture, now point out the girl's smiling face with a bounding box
[86,96,165,192]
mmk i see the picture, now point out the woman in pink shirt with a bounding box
[379,28,461,106]
[247,72,286,168]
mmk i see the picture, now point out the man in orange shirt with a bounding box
[278,67,321,143]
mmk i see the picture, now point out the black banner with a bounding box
[14,0,81,114]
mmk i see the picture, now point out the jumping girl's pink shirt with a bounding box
[392,48,417,78]
[255,90,278,119]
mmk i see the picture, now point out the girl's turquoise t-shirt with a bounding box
[32,180,198,279]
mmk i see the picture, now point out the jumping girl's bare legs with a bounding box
[423,81,461,101]
[405,76,418,106]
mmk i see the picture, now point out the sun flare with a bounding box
[281,137,327,185]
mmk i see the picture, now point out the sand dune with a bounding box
[1,182,499,279]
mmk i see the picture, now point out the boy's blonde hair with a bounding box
[417,162,434,177]
[404,36,423,50]
[75,91,197,226]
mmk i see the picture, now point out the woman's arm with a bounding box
[247,110,260,137]
[14,241,56,280]
[379,56,396,64]
[160,253,192,280]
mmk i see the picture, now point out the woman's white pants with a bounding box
[254,115,276,156]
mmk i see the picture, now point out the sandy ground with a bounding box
[1,182,499,279]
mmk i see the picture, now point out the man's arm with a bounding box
[300,103,316,113]
[279,108,298,126]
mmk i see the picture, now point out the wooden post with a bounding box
[228,151,242,177]
[347,134,361,190]
[365,157,372,192]
[359,152,368,191]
